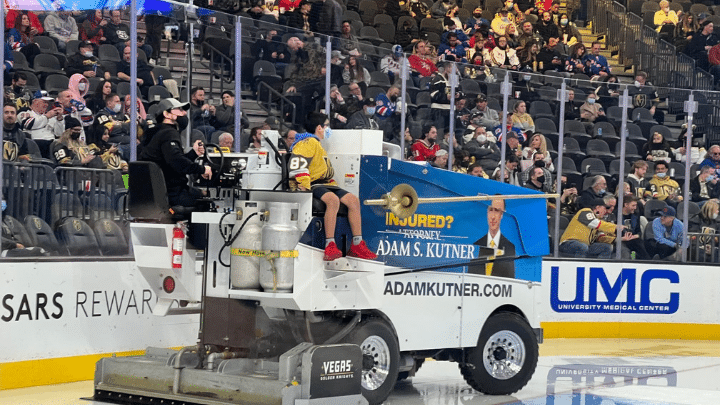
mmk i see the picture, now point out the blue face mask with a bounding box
[599,188,606,194]
[587,98,596,104]
[1,200,6,212]
[366,107,376,115]
[657,172,667,178]
[324,126,332,140]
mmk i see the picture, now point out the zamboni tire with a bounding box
[459,312,538,395]
[345,318,400,405]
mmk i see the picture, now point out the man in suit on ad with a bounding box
[471,197,516,278]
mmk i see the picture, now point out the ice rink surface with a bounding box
[3,339,720,405]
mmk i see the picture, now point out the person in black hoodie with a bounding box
[139,98,212,208]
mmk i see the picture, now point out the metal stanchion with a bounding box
[682,93,698,262]
[234,17,243,152]
[614,88,631,259]
[399,57,408,158]
[448,63,457,170]
[553,81,567,258]
[130,0,138,161]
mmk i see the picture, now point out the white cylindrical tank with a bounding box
[230,201,263,290]
[259,202,300,293]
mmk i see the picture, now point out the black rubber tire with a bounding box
[459,312,538,395]
[345,318,400,405]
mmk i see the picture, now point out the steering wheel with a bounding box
[192,143,225,187]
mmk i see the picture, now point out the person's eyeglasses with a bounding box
[712,152,720,155]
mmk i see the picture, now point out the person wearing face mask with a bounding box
[140,98,212,209]
[288,111,377,261]
[94,93,131,147]
[649,160,683,208]
[524,166,550,192]
[465,7,489,34]
[654,0,678,37]
[690,166,720,205]
[464,126,500,171]
[642,131,673,163]
[491,9,514,37]
[50,116,104,168]
[557,13,580,50]
[66,40,110,80]
[43,10,78,52]
[577,175,607,209]
[346,97,380,130]
[628,71,664,124]
[375,86,401,143]
[579,93,606,129]
[5,72,33,111]
[697,199,720,234]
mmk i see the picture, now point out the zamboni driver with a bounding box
[289,112,378,261]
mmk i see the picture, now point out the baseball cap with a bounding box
[32,90,54,101]
[156,98,189,114]
[331,50,345,60]
[435,149,448,157]
[661,206,676,217]
[476,94,487,102]
[362,97,376,106]
[265,116,280,130]
[65,116,82,130]
[78,40,93,49]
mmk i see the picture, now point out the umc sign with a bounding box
[550,266,679,314]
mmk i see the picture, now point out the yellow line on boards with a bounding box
[0,347,183,391]
[543,322,720,340]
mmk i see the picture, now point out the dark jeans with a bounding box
[559,240,613,259]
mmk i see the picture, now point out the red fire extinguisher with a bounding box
[172,223,185,269]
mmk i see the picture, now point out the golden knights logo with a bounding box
[3,141,19,161]
[633,93,649,108]
[103,220,113,233]
[73,220,83,232]
[33,217,42,230]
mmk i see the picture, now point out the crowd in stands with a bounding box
[4,0,720,262]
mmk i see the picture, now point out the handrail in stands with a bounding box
[198,41,235,98]
[256,81,297,134]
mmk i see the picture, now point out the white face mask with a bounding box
[113,104,122,113]
[78,83,87,91]
[477,134,487,143]
[713,212,719,220]
[634,80,642,88]
[83,51,93,58]
[656,172,667,178]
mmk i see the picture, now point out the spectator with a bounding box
[582,41,611,77]
[522,133,553,169]
[626,160,651,199]
[117,46,155,98]
[375,86,401,143]
[536,37,565,73]
[690,166,720,205]
[432,149,449,169]
[620,195,649,259]
[3,42,13,85]
[5,10,43,35]
[86,80,114,114]
[516,0,536,14]
[683,21,718,72]
[647,206,684,260]
[7,12,42,68]
[50,116,104,168]
[342,55,371,86]
[5,72,32,110]
[218,132,234,151]
[674,13,698,53]
[253,29,284,66]
[484,35,519,69]
[577,175,607,209]
[510,100,535,133]
[80,9,107,45]
[94,93,130,145]
[429,61,453,121]
[672,130,706,164]
[339,21,360,56]
[317,0,343,39]
[629,71,664,124]
[559,198,617,258]
[2,103,32,162]
[327,85,349,129]
[565,43,587,73]
[43,10,79,52]
[464,53,488,78]
[558,14,581,51]
[438,32,467,63]
[286,0,313,33]
[465,7,490,33]
[412,124,439,162]
[105,9,152,58]
[536,11,560,43]
[595,74,620,110]
[395,16,420,48]
[408,0,431,23]
[697,199,720,233]
[464,126,500,171]
[440,127,460,151]
[517,21,543,51]
[141,14,167,64]
[564,89,581,120]
[654,0,678,36]
[492,154,521,186]
[346,98,379,130]
[123,94,148,129]
[648,160,683,207]
[470,94,501,129]
[519,152,553,188]
[17,91,63,158]
[431,0,456,19]
[189,87,218,139]
[66,40,109,80]
[490,9,514,37]
[441,18,469,45]
[284,37,326,124]
[245,127,263,152]
[408,40,438,80]
[579,92,606,125]
[327,51,345,88]
[88,123,129,172]
[468,162,489,178]
[524,166,550,192]
[559,176,579,216]
[700,145,720,170]
[380,45,404,84]
[214,91,249,135]
[517,40,540,71]
[642,131,673,163]
[501,130,524,160]
[345,81,365,116]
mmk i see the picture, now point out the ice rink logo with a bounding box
[550,266,679,314]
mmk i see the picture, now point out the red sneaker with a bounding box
[324,241,343,261]
[348,241,378,260]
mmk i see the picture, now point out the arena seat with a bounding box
[93,219,129,256]
[128,161,192,222]
[55,217,102,256]
[24,215,62,255]
[3,215,33,247]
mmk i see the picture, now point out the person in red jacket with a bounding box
[5,9,43,34]
[408,40,438,78]
[412,124,440,162]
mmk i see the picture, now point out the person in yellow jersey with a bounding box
[288,111,377,261]
[559,198,632,258]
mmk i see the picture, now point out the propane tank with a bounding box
[246,131,282,190]
[230,201,263,290]
[171,223,185,269]
[259,202,300,292]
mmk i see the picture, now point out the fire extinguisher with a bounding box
[172,223,185,269]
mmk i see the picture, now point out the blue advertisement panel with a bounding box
[359,156,549,282]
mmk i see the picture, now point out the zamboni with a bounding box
[94,129,552,405]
